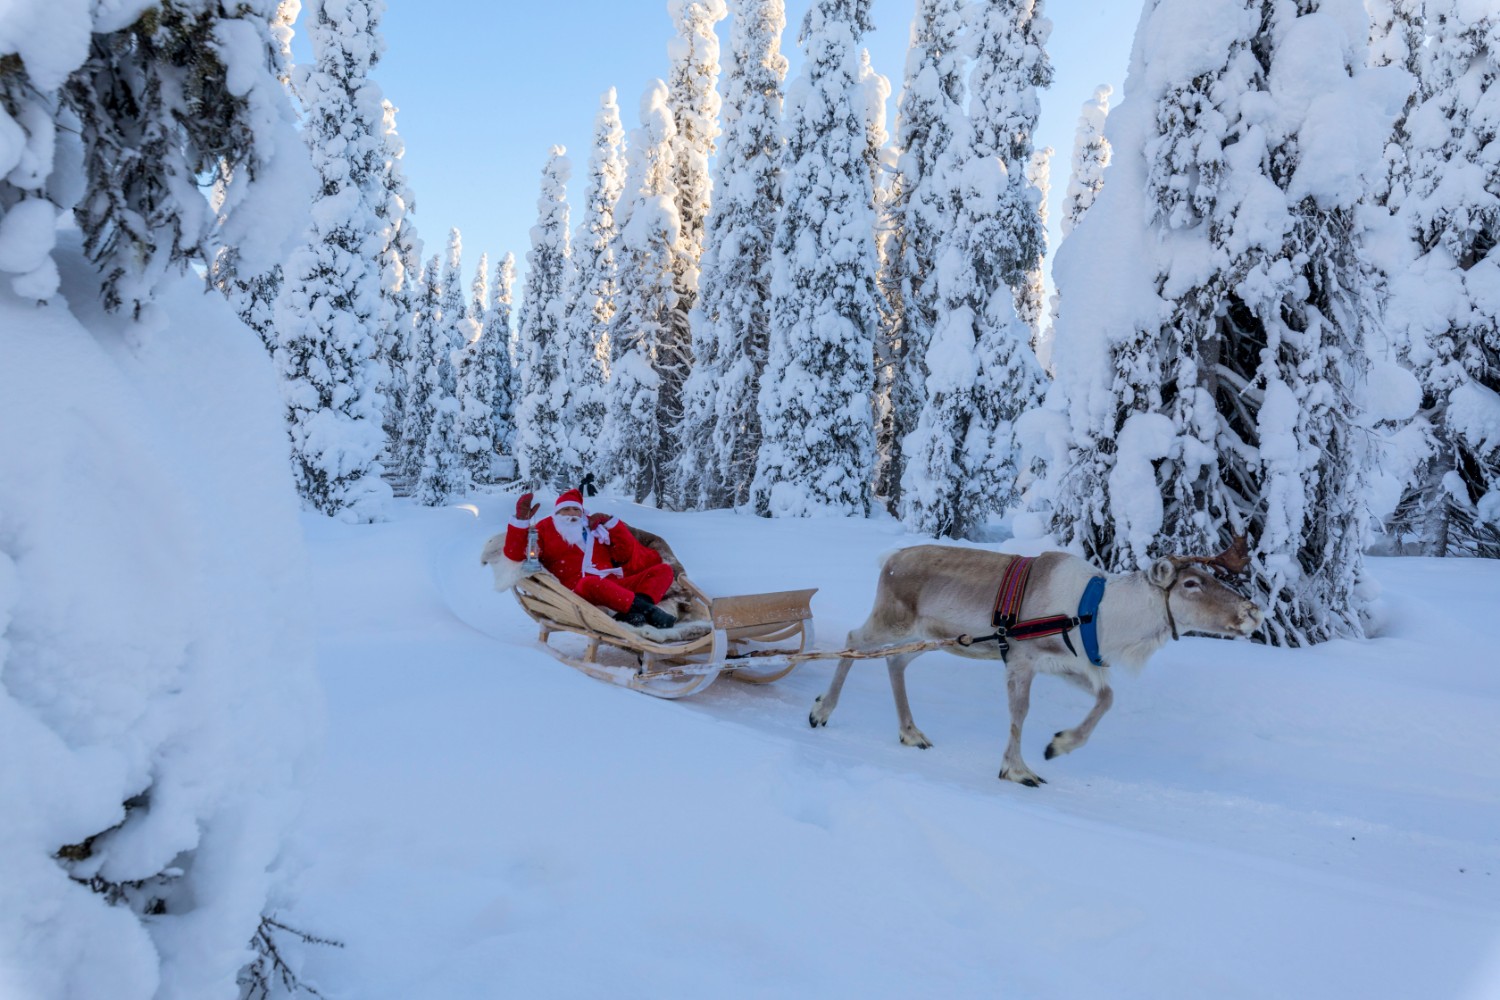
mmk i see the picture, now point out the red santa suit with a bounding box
[502,490,674,615]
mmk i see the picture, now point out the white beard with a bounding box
[554,515,588,550]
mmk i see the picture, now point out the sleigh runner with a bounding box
[512,570,819,699]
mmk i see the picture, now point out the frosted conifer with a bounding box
[39,0,308,314]
[561,91,626,476]
[457,253,503,482]
[1017,146,1052,339]
[675,0,789,509]
[489,253,519,457]
[471,253,489,318]
[878,0,968,514]
[1047,0,1396,645]
[515,149,577,491]
[751,0,881,518]
[399,254,443,482]
[210,1,301,346]
[899,8,1045,538]
[269,0,393,521]
[603,83,681,503]
[414,229,476,504]
[376,98,422,457]
[966,0,1052,342]
[1379,0,1500,557]
[1061,85,1112,238]
[660,0,728,507]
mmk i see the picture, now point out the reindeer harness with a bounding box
[964,556,1108,667]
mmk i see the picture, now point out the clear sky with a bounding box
[294,0,1140,297]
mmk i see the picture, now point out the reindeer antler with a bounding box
[1172,534,1251,577]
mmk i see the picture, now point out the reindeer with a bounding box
[808,539,1264,786]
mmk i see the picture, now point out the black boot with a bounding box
[627,592,676,630]
[614,599,649,628]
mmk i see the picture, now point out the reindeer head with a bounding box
[1145,535,1263,638]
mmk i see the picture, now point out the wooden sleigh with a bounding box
[499,527,970,699]
[513,570,819,699]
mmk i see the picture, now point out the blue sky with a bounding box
[296,0,1139,296]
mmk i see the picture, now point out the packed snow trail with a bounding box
[283,495,1500,999]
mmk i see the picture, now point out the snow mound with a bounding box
[0,245,320,999]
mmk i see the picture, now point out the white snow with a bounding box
[0,241,318,999]
[268,492,1500,999]
[0,197,56,273]
[1368,357,1424,424]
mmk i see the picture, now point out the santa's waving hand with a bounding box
[501,488,677,629]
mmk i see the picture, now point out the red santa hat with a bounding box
[554,488,586,514]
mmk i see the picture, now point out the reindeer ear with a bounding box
[1147,557,1177,589]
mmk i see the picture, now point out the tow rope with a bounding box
[964,556,1108,667]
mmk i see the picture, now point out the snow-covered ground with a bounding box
[284,494,1500,999]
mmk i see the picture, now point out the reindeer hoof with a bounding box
[809,696,827,728]
[999,768,1046,787]
[899,728,932,749]
[1045,731,1077,760]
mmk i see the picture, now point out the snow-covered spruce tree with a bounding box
[1061,85,1112,238]
[210,1,303,347]
[470,251,489,318]
[1047,0,1399,645]
[861,47,898,505]
[858,47,893,191]
[751,0,881,518]
[675,0,789,509]
[398,253,442,482]
[1379,0,1500,557]
[515,148,577,491]
[376,97,422,459]
[270,0,393,521]
[602,82,681,503]
[965,0,1052,342]
[39,1,304,316]
[488,252,519,457]
[456,252,501,483]
[208,0,301,347]
[660,0,727,509]
[1017,145,1053,340]
[899,21,1045,538]
[414,228,477,504]
[876,0,968,515]
[560,90,625,477]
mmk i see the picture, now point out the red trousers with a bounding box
[574,563,674,614]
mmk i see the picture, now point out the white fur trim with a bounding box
[555,496,586,513]
[480,531,530,592]
[508,517,531,530]
[480,532,508,566]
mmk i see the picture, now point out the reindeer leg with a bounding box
[999,665,1045,786]
[886,651,932,748]
[811,621,894,729]
[1046,683,1113,760]
[809,655,855,728]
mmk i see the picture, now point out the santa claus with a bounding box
[500,488,678,629]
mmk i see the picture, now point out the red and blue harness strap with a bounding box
[985,556,1108,666]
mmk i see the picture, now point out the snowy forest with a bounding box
[2,0,1499,997]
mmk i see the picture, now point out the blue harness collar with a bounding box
[1078,575,1107,667]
